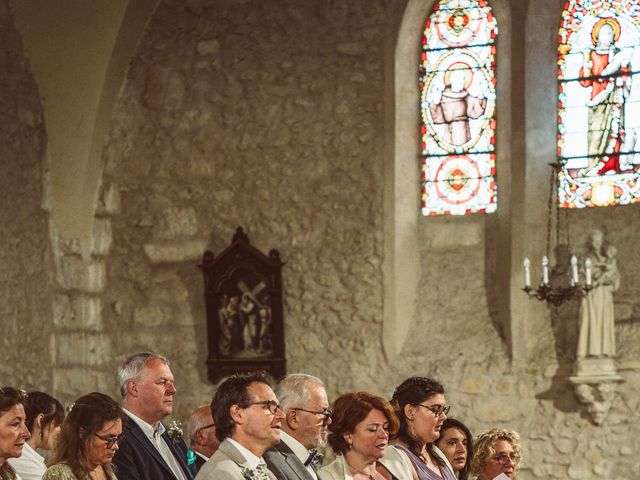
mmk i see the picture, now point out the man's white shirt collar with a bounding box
[279,430,318,479]
[279,430,310,465]
[194,450,209,462]
[124,408,166,437]
[227,437,263,469]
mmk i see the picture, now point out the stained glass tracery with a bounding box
[420,0,498,216]
[558,0,640,208]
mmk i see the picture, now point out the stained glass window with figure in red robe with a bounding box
[558,0,640,208]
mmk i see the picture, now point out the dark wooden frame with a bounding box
[200,227,286,383]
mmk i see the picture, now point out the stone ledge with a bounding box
[144,239,207,263]
[53,294,103,331]
[53,333,112,367]
[52,366,112,399]
[55,256,106,293]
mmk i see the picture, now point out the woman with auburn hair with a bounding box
[389,377,456,480]
[8,391,65,480]
[470,429,521,480]
[435,419,473,480]
[0,387,31,480]
[320,392,413,480]
[43,392,123,480]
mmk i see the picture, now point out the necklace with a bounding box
[349,466,378,480]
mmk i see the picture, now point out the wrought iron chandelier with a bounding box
[522,164,592,306]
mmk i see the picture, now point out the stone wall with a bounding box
[1,0,639,478]
[99,0,401,407]
[0,0,53,389]
[96,0,640,477]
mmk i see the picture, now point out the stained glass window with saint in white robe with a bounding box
[420,0,497,216]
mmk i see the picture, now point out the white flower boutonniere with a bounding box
[167,420,184,444]
[241,467,258,480]
[240,465,269,480]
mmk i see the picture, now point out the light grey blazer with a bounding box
[195,438,277,480]
[264,441,318,480]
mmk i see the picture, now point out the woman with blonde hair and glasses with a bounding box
[470,429,521,480]
[43,392,123,480]
[389,377,456,480]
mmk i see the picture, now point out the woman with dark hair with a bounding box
[319,392,413,480]
[389,377,456,480]
[43,392,123,480]
[0,387,31,480]
[8,391,65,480]
[435,419,473,480]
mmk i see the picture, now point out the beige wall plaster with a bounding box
[11,0,159,255]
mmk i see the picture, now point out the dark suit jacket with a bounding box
[194,452,207,472]
[113,416,197,480]
[264,441,318,480]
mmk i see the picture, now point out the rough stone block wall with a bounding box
[100,0,397,406]
[94,1,640,477]
[0,0,54,389]
[1,0,638,477]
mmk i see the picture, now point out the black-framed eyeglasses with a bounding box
[95,432,124,449]
[291,407,333,424]
[492,453,520,465]
[417,404,451,417]
[242,400,282,415]
[199,423,215,430]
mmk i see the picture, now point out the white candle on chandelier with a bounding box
[585,257,592,286]
[542,256,549,285]
[523,257,531,288]
[570,255,578,286]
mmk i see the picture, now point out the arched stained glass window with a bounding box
[558,1,640,208]
[420,0,498,216]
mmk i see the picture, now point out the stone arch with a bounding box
[11,0,160,255]
[384,0,517,360]
[9,0,160,400]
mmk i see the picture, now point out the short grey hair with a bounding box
[117,352,169,398]
[276,373,325,412]
[188,404,211,444]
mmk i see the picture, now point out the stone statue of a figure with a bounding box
[577,230,620,358]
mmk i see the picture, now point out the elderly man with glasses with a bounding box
[188,405,220,471]
[264,374,331,480]
[196,371,285,480]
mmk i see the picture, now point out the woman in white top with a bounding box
[0,387,31,480]
[319,392,413,480]
[8,392,65,480]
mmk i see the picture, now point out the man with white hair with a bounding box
[188,404,220,471]
[113,352,197,480]
[264,374,331,480]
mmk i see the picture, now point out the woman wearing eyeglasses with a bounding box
[470,429,521,480]
[319,392,413,480]
[43,392,123,480]
[8,391,65,480]
[389,377,456,480]
[0,387,31,480]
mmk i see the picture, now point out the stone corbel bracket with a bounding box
[568,358,624,425]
